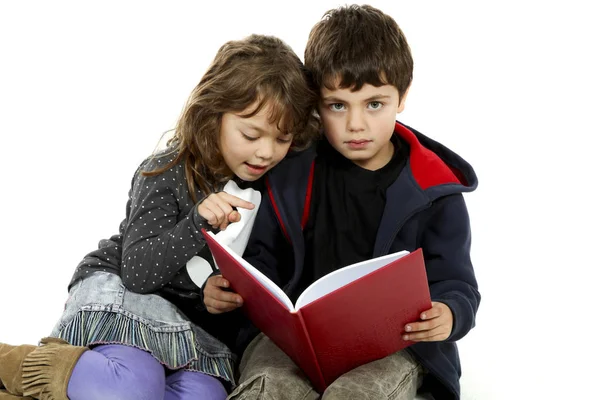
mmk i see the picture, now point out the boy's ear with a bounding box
[396,83,411,114]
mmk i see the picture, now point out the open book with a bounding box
[202,229,431,392]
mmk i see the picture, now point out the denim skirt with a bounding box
[49,271,236,384]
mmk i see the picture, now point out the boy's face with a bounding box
[319,81,407,170]
[219,101,293,181]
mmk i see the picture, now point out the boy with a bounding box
[204,5,480,399]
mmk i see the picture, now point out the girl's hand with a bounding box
[203,275,243,314]
[198,192,255,231]
[402,301,454,342]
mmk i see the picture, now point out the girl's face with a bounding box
[219,101,293,181]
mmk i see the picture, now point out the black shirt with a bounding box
[296,136,408,302]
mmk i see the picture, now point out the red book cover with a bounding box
[202,229,431,392]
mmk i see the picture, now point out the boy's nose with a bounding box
[346,110,365,132]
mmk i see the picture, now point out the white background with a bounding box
[1,1,598,399]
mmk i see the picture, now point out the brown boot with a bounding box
[0,342,36,396]
[0,338,87,400]
[0,388,34,399]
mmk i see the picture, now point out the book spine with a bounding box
[297,309,327,392]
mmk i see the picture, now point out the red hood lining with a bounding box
[394,122,464,189]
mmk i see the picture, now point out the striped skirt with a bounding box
[49,271,236,384]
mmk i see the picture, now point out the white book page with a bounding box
[208,232,295,312]
[294,250,410,310]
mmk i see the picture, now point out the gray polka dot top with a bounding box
[69,147,219,296]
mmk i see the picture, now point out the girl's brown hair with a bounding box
[145,34,319,202]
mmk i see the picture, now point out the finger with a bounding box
[201,196,229,225]
[211,204,227,228]
[205,286,243,305]
[206,275,229,289]
[219,213,238,230]
[205,298,241,312]
[212,201,236,231]
[206,301,231,314]
[403,325,450,342]
[219,219,229,231]
[201,204,225,227]
[405,318,442,333]
[217,193,255,210]
[198,206,218,226]
[217,276,230,288]
[228,210,241,223]
[405,332,449,342]
[204,294,243,312]
[419,305,443,320]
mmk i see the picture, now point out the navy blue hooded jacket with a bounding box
[241,121,480,399]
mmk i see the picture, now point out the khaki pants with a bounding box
[228,334,423,400]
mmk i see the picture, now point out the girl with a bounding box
[0,34,319,400]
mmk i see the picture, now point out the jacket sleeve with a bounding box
[420,193,480,342]
[120,161,212,294]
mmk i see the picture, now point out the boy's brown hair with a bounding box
[146,34,320,201]
[304,4,413,99]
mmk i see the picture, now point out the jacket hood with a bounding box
[396,122,477,197]
[273,121,477,203]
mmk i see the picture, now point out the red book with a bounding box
[202,229,431,392]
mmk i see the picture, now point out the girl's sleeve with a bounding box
[120,160,211,294]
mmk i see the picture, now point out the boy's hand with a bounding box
[198,192,255,231]
[402,301,453,342]
[203,275,243,314]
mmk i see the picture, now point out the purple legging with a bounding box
[67,344,228,400]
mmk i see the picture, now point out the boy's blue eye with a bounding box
[329,103,345,111]
[368,101,382,110]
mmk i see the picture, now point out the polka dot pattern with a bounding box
[69,150,216,294]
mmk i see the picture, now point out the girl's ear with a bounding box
[396,83,411,114]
